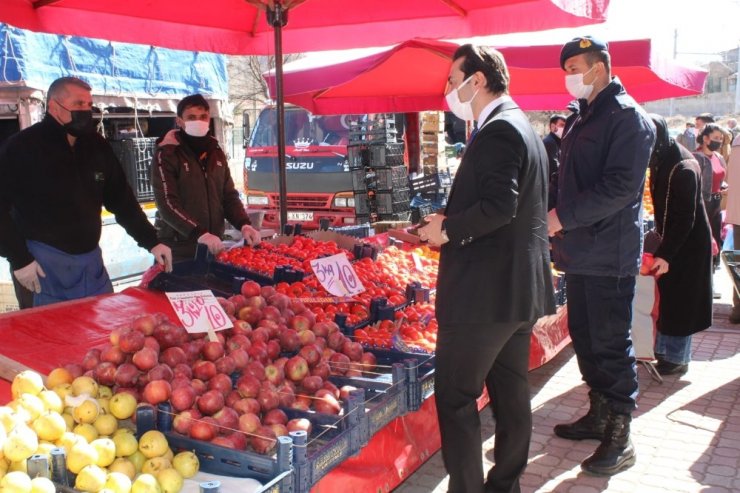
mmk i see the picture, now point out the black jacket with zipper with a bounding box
[151,129,250,262]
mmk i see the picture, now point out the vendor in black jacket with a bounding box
[151,94,260,262]
[548,37,656,477]
[0,76,172,308]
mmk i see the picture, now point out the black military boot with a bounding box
[581,412,636,476]
[553,391,608,440]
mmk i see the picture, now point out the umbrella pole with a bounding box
[268,2,289,232]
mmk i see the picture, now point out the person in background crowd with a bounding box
[0,76,172,308]
[548,36,656,477]
[675,121,696,151]
[543,114,566,210]
[692,123,727,273]
[151,94,260,263]
[695,113,715,142]
[647,114,712,375]
[725,133,740,322]
[727,118,738,140]
[418,44,555,493]
[719,126,733,164]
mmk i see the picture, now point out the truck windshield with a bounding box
[250,108,357,147]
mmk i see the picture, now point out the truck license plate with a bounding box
[287,212,314,221]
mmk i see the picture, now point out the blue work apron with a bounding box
[27,240,113,307]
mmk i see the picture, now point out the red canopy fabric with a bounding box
[1,0,609,55]
[266,38,708,113]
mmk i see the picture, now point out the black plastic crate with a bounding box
[410,203,435,224]
[353,191,372,215]
[347,144,370,170]
[369,143,405,168]
[376,188,411,214]
[375,165,409,191]
[110,138,157,202]
[409,171,452,195]
[349,119,398,145]
[351,168,370,192]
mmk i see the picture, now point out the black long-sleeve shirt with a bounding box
[0,115,158,270]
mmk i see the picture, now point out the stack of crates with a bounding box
[109,138,157,202]
[348,115,411,223]
[420,112,446,176]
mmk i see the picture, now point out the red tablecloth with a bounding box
[0,288,570,492]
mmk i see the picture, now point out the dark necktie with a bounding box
[467,122,479,146]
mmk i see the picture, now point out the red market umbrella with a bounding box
[2,1,609,56]
[267,38,708,114]
[0,0,610,228]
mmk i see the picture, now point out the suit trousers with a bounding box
[435,320,534,493]
[565,273,638,414]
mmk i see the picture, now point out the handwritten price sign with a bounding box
[309,253,365,297]
[166,290,233,334]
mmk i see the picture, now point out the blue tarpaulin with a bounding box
[0,22,227,102]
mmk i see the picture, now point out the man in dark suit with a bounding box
[418,44,556,493]
[543,114,566,210]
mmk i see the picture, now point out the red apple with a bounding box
[238,412,261,434]
[297,329,316,346]
[233,398,261,415]
[313,390,341,415]
[208,373,234,397]
[170,376,191,390]
[238,306,262,325]
[202,341,225,362]
[312,322,333,338]
[264,364,284,386]
[94,362,117,387]
[192,360,217,381]
[132,314,156,336]
[197,389,225,416]
[173,363,193,380]
[173,409,200,435]
[327,331,346,351]
[257,384,280,411]
[191,378,207,396]
[286,418,312,436]
[285,356,309,382]
[311,362,331,381]
[279,329,301,352]
[299,344,321,367]
[250,327,271,344]
[216,297,236,317]
[161,347,187,368]
[226,431,247,450]
[245,361,266,381]
[231,319,252,336]
[189,417,217,441]
[322,381,340,399]
[64,363,84,379]
[250,426,277,454]
[213,406,240,432]
[142,379,172,405]
[227,334,251,352]
[114,363,140,388]
[241,281,262,298]
[118,329,146,354]
[263,408,288,426]
[276,383,295,408]
[261,285,277,299]
[211,436,236,448]
[170,385,197,411]
[329,353,351,375]
[147,364,174,382]
[360,352,377,372]
[236,374,261,399]
[266,340,281,360]
[215,355,236,375]
[143,336,160,353]
[300,375,323,394]
[269,423,289,438]
[339,385,358,401]
[342,340,364,362]
[100,344,126,365]
[290,394,312,411]
[290,315,312,333]
[261,306,282,323]
[229,349,249,370]
[132,347,158,371]
[82,349,101,371]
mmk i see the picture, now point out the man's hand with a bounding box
[241,224,261,246]
[198,232,225,256]
[150,244,173,273]
[652,257,669,276]
[417,213,449,247]
[547,209,563,237]
[14,261,45,293]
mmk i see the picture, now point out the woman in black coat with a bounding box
[648,114,713,375]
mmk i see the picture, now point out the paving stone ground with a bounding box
[395,268,740,493]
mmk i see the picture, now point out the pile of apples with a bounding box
[354,302,438,353]
[0,369,199,493]
[62,280,379,457]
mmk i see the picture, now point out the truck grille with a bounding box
[268,194,330,208]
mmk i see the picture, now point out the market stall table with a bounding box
[0,287,568,492]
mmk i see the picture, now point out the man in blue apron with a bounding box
[0,76,172,307]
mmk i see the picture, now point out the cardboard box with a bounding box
[1,282,19,313]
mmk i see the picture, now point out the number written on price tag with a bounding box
[309,253,365,297]
[166,290,233,334]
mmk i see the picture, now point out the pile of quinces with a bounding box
[0,369,199,493]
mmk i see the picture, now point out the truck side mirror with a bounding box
[242,111,250,148]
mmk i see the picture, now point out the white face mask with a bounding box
[183,120,210,137]
[565,65,597,100]
[554,127,564,139]
[445,75,479,122]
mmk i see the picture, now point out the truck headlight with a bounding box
[333,197,347,207]
[247,195,269,206]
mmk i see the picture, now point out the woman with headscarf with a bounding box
[648,114,713,375]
